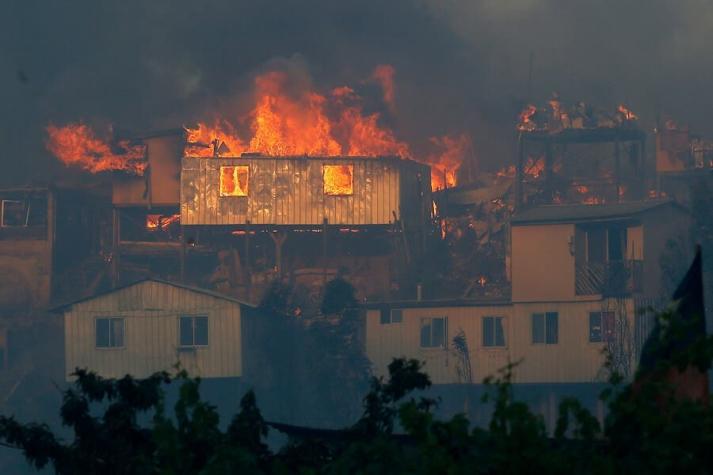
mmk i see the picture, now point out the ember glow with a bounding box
[323,164,354,195]
[146,214,180,231]
[46,124,146,174]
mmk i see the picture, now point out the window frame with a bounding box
[219,165,250,197]
[420,317,447,349]
[178,315,209,348]
[1,200,28,227]
[380,308,403,325]
[482,316,506,348]
[589,311,615,343]
[95,317,125,349]
[323,164,355,196]
[531,312,558,345]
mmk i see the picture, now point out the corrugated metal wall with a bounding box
[181,157,416,226]
[64,281,243,380]
[366,299,635,385]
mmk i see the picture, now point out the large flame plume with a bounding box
[46,124,146,174]
[46,66,471,190]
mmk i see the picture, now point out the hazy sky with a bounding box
[2,0,712,184]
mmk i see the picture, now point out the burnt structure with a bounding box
[515,127,647,207]
[109,134,433,304]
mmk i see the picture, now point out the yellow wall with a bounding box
[64,281,243,380]
[512,224,575,302]
[365,299,635,385]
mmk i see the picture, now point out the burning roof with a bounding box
[45,66,473,191]
[517,94,639,134]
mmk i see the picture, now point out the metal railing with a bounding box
[575,260,643,296]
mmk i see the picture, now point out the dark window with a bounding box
[587,228,606,263]
[532,312,558,344]
[589,311,615,342]
[0,198,47,227]
[380,308,403,324]
[483,316,505,347]
[179,316,208,347]
[420,317,446,348]
[608,228,625,261]
[96,318,124,348]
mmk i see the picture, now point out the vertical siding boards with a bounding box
[181,156,428,226]
[365,299,636,385]
[63,280,245,380]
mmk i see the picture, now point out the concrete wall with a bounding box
[64,280,243,380]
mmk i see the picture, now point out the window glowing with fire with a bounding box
[323,165,354,196]
[219,165,249,197]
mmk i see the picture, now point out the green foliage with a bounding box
[2,343,713,473]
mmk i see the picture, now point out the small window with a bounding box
[179,315,208,347]
[482,316,505,347]
[589,311,615,343]
[1,198,47,227]
[96,318,125,348]
[420,317,447,348]
[532,312,558,344]
[380,308,403,324]
[220,165,249,196]
[323,165,354,196]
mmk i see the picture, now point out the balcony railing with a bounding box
[575,260,643,297]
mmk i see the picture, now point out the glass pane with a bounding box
[391,309,403,323]
[420,319,432,347]
[546,312,559,344]
[2,200,27,227]
[220,166,249,196]
[587,228,606,263]
[589,312,602,342]
[483,317,494,346]
[603,312,615,342]
[179,317,194,346]
[111,318,124,347]
[96,318,111,347]
[495,317,505,347]
[608,228,625,261]
[532,313,544,344]
[432,318,445,348]
[380,308,390,324]
[194,317,208,346]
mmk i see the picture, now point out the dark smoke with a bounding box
[1,0,712,184]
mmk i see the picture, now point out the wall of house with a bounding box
[64,281,243,380]
[365,298,635,385]
[113,135,183,207]
[181,157,410,226]
[642,205,691,299]
[511,223,575,302]
[0,190,54,315]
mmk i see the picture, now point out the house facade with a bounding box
[58,279,251,380]
[365,200,690,386]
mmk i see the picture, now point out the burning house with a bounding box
[515,98,647,206]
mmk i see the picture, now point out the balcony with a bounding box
[575,260,643,297]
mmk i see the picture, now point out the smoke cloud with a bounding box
[1,0,712,184]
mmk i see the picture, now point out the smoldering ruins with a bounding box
[1,0,713,471]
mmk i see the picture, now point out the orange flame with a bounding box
[183,67,467,191]
[428,134,471,190]
[323,164,354,195]
[46,123,146,174]
[517,104,537,131]
[146,214,180,231]
[617,104,638,121]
